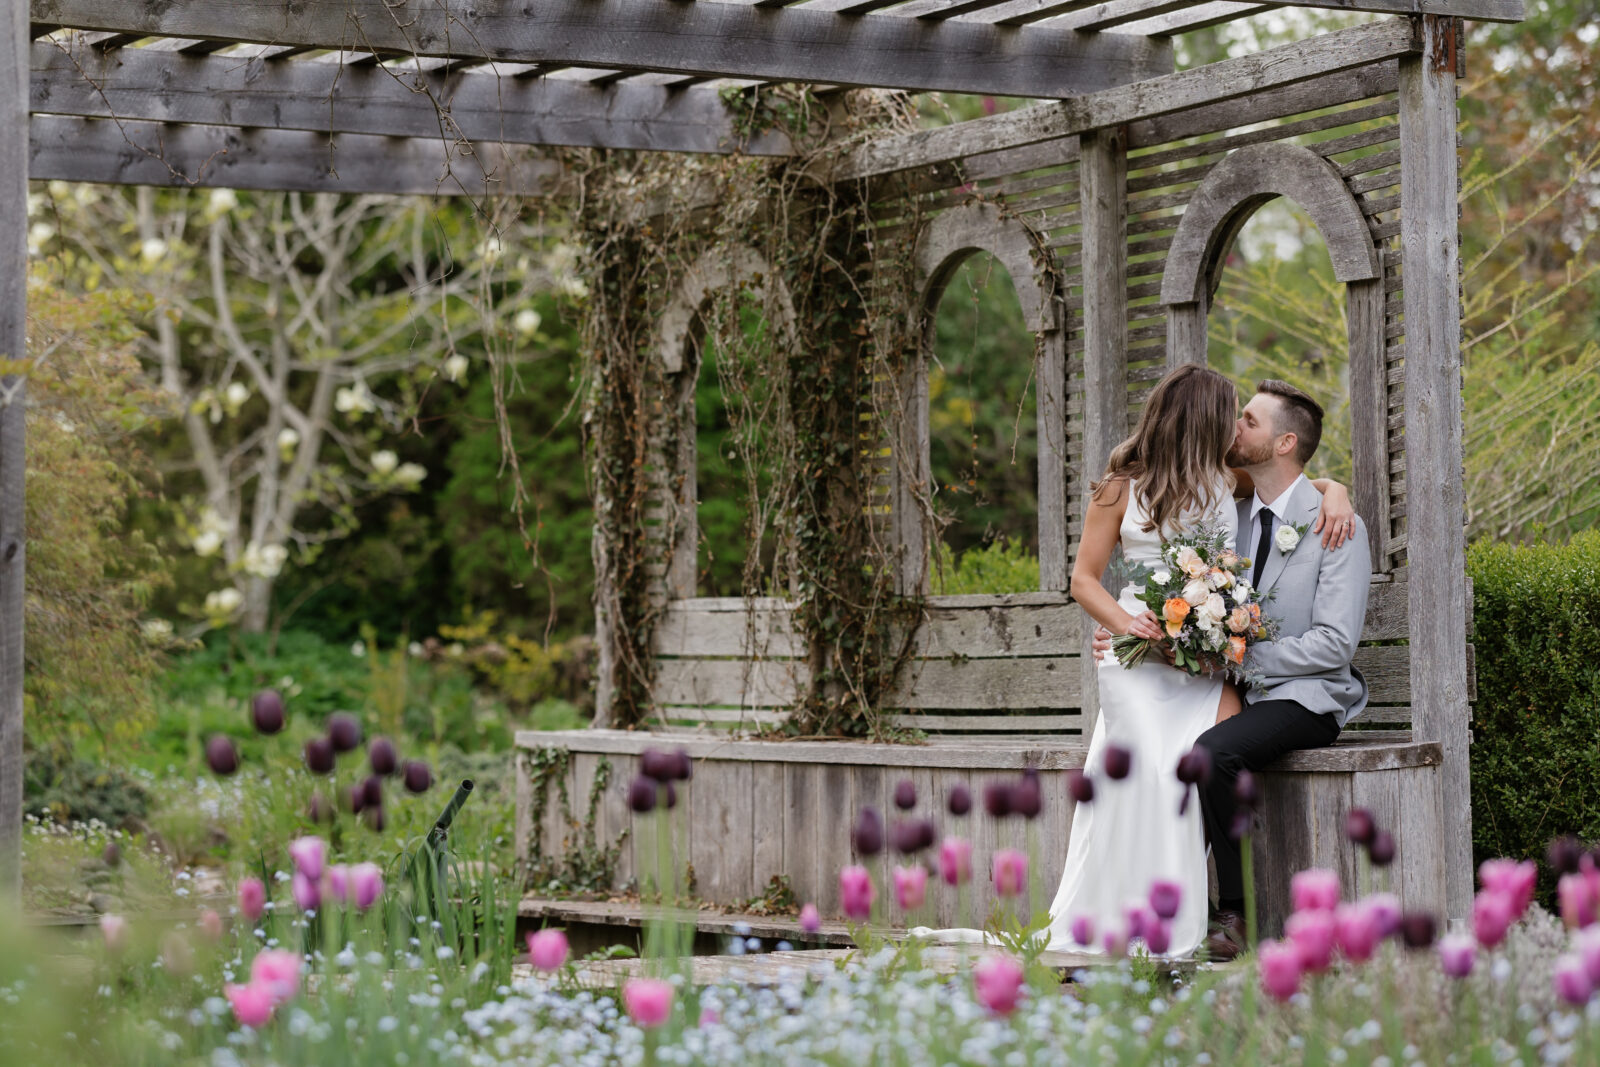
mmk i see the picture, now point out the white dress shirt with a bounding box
[1248,472,1309,563]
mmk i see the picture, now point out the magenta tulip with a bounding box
[1438,934,1476,979]
[1365,892,1403,938]
[1472,890,1514,949]
[1290,869,1341,914]
[323,864,348,904]
[1559,872,1598,930]
[623,977,674,1028]
[893,866,929,911]
[292,871,320,911]
[938,837,973,887]
[350,862,383,911]
[1069,915,1095,947]
[527,928,570,972]
[1102,924,1129,958]
[288,836,325,881]
[973,954,1025,1016]
[1148,879,1182,921]
[1575,928,1600,985]
[1123,903,1154,943]
[840,865,876,920]
[237,877,266,922]
[99,914,127,953]
[992,849,1028,898]
[1334,902,1381,963]
[1144,919,1172,956]
[799,903,822,934]
[1554,954,1594,1007]
[225,982,276,1028]
[1479,858,1537,919]
[1257,939,1303,1002]
[250,949,301,1005]
[1285,910,1337,973]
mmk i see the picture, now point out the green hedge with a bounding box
[1469,530,1600,891]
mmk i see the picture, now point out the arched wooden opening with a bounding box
[653,244,799,600]
[900,203,1067,595]
[1160,142,1389,572]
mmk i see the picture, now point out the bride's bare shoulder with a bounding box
[1090,473,1133,510]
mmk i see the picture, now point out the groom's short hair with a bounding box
[1257,380,1324,465]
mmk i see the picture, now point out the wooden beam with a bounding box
[1224,0,1518,21]
[1,0,28,903]
[28,0,1175,99]
[829,17,1418,181]
[1129,2,1280,37]
[1399,14,1472,921]
[28,116,567,197]
[30,42,797,156]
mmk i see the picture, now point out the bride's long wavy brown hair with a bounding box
[1092,364,1237,534]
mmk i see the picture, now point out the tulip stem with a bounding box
[1241,832,1258,951]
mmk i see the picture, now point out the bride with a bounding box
[917,364,1353,958]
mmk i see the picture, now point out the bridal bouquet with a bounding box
[1112,522,1278,684]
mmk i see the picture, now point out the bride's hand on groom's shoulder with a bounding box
[1313,481,1358,549]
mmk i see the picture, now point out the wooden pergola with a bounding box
[0,0,1515,919]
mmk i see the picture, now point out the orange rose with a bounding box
[1227,635,1247,664]
[1247,602,1262,625]
[1163,597,1191,638]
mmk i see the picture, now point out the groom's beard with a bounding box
[1226,439,1273,467]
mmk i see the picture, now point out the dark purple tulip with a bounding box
[893,779,917,811]
[948,784,972,817]
[102,841,121,868]
[361,775,384,810]
[1067,770,1095,805]
[251,689,286,735]
[1229,810,1255,842]
[402,760,433,795]
[891,818,937,855]
[983,782,1013,818]
[307,791,333,824]
[1345,807,1376,847]
[1011,775,1043,820]
[363,803,386,832]
[1175,747,1212,786]
[328,713,362,754]
[304,737,335,775]
[663,782,678,810]
[369,737,398,777]
[1369,829,1396,867]
[206,735,239,776]
[1548,835,1584,876]
[345,783,367,815]
[1399,912,1436,949]
[1234,769,1260,809]
[852,807,884,857]
[640,748,675,782]
[1103,745,1132,781]
[670,749,693,782]
[627,776,657,813]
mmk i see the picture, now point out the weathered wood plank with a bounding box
[29,0,1175,99]
[886,713,1081,732]
[889,657,1084,709]
[816,762,855,915]
[1400,17,1472,920]
[751,761,786,895]
[29,115,566,195]
[603,752,636,889]
[1039,328,1071,592]
[0,0,26,899]
[653,658,807,707]
[1348,765,1401,897]
[1394,761,1448,916]
[830,20,1419,180]
[783,762,822,915]
[1349,277,1392,574]
[29,41,797,156]
[691,756,753,903]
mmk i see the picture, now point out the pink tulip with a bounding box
[199,908,225,941]
[1478,858,1537,919]
[938,838,973,887]
[99,914,127,953]
[1285,909,1337,973]
[1438,934,1476,978]
[237,878,266,922]
[1069,915,1095,947]
[1290,869,1340,914]
[288,836,326,881]
[350,862,384,911]
[1334,902,1381,963]
[840,865,876,921]
[1560,872,1598,930]
[225,982,276,1028]
[527,928,569,972]
[1123,903,1157,943]
[249,949,301,1006]
[992,849,1028,898]
[893,866,929,911]
[326,865,350,904]
[291,870,321,912]
[799,903,821,934]
[973,954,1025,1016]
[1148,879,1182,921]
[1258,939,1302,1001]
[1554,954,1594,1007]
[1365,892,1402,938]
[1472,890,1514,949]
[622,977,674,1028]
[1144,919,1172,955]
[1575,927,1600,986]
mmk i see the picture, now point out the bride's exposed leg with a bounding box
[1215,684,1242,726]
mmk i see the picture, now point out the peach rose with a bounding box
[1228,606,1252,634]
[1163,597,1191,638]
[1175,546,1208,579]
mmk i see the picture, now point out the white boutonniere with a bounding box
[1275,521,1309,555]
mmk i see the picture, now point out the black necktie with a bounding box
[1252,512,1274,588]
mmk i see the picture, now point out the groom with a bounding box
[1198,379,1371,960]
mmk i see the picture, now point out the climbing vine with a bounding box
[521,748,625,894]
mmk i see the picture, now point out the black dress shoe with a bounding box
[1204,909,1246,962]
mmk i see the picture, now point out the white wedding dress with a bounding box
[915,477,1235,958]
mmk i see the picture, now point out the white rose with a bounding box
[514,309,542,336]
[1182,578,1210,606]
[443,354,469,383]
[1150,568,1172,587]
[1175,546,1208,579]
[1199,593,1227,623]
[192,530,222,557]
[1234,577,1254,601]
[1206,567,1233,590]
[371,450,399,475]
[1275,524,1302,554]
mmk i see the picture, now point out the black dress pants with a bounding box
[1196,698,1341,904]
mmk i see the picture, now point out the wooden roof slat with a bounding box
[1129,1,1280,36]
[26,0,1175,99]
[29,42,797,156]
[918,0,1031,19]
[1058,0,1206,33]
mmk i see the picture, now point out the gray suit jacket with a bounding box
[1237,477,1371,728]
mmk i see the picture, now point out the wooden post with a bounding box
[1165,303,1208,368]
[1346,277,1391,574]
[1037,328,1069,592]
[1078,126,1129,733]
[0,0,27,901]
[1400,15,1471,921]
